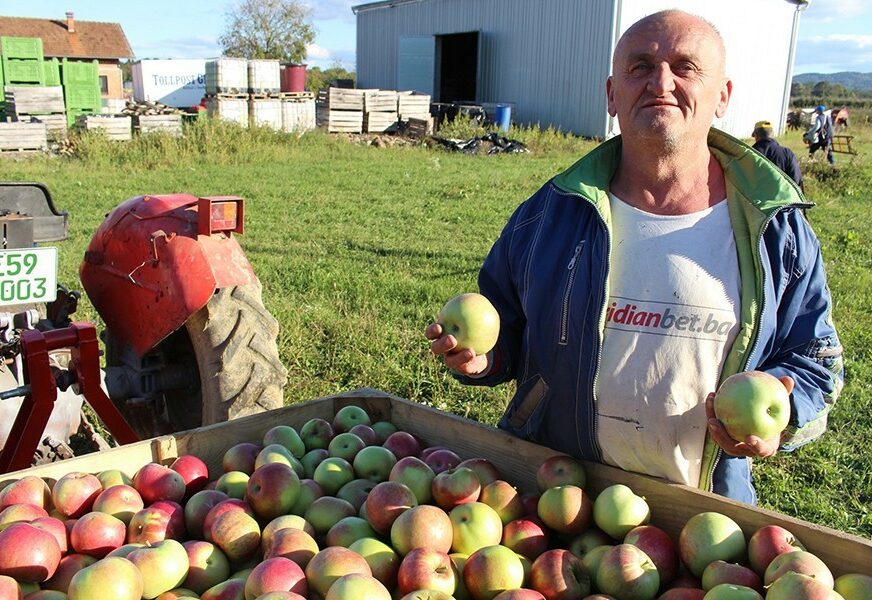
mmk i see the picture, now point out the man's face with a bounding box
[606,12,732,150]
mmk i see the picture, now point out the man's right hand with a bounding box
[425,323,490,376]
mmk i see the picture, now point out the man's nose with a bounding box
[647,62,675,95]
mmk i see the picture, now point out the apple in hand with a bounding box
[713,371,790,441]
[438,292,500,355]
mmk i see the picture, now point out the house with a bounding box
[0,12,134,99]
[353,0,809,138]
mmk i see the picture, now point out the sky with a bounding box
[1,0,871,74]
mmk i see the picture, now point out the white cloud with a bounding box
[306,43,332,60]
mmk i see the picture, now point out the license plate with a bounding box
[0,247,58,306]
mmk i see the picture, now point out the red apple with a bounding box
[70,511,126,557]
[365,481,418,534]
[29,517,68,554]
[763,550,834,588]
[493,591,546,600]
[170,455,210,499]
[0,476,51,510]
[133,463,186,505]
[244,556,308,598]
[502,518,549,560]
[390,504,454,555]
[182,540,230,594]
[529,548,590,600]
[41,554,97,591]
[746,525,804,575]
[464,544,525,600]
[0,503,48,530]
[423,448,462,474]
[127,500,185,544]
[349,423,378,446]
[0,522,61,582]
[67,555,144,600]
[0,574,20,600]
[202,499,254,543]
[261,514,316,551]
[536,456,586,492]
[264,527,320,569]
[222,442,261,474]
[658,590,705,600]
[245,462,301,521]
[397,547,457,596]
[457,458,502,487]
[701,560,763,593]
[304,546,372,598]
[479,480,525,525]
[432,467,482,511]
[624,524,678,585]
[210,508,261,564]
[596,544,659,600]
[51,473,103,519]
[537,485,592,535]
[383,432,422,460]
[92,484,144,525]
[200,577,246,600]
[184,489,230,540]
[303,495,357,537]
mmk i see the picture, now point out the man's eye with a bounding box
[630,63,651,73]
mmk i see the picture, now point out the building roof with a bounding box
[0,15,134,60]
[352,0,427,14]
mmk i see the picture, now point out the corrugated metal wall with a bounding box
[356,0,616,137]
[355,0,799,139]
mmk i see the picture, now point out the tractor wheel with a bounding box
[104,280,287,437]
[180,281,288,427]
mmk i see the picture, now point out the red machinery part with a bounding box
[79,194,256,357]
[0,323,139,473]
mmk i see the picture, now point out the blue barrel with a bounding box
[494,104,511,132]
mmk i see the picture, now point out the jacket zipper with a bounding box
[706,207,783,490]
[559,242,585,345]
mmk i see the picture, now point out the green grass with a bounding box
[2,118,871,537]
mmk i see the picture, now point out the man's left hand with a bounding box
[705,376,794,458]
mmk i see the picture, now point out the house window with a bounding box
[99,75,108,94]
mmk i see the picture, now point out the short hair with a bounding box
[753,126,773,139]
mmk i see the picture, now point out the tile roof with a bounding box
[0,15,133,60]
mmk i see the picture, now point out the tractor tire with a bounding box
[104,280,287,437]
[181,281,288,427]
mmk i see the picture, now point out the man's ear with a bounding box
[606,76,617,117]
[715,78,733,119]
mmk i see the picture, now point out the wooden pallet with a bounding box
[832,134,858,155]
[278,91,314,100]
[133,114,183,137]
[205,92,248,100]
[75,115,132,141]
[5,86,65,116]
[249,92,281,99]
[1,387,871,577]
[0,121,47,151]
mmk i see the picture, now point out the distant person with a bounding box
[751,120,803,191]
[806,105,834,164]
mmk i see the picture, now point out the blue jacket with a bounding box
[460,128,843,503]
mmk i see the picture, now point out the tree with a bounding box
[219,0,315,64]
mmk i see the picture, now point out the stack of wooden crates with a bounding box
[4,86,66,141]
[316,88,365,133]
[364,90,399,133]
[398,92,433,136]
[74,114,132,141]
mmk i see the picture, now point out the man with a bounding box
[426,10,842,504]
[751,120,803,191]
[806,105,834,164]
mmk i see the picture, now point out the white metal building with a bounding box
[352,0,808,138]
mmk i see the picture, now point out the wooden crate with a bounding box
[133,114,183,137]
[398,92,431,118]
[316,107,363,133]
[364,90,398,113]
[317,87,366,111]
[365,110,398,133]
[28,114,67,141]
[5,86,65,116]
[1,388,870,577]
[405,116,433,138]
[0,121,47,151]
[75,115,132,141]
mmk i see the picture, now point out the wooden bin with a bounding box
[133,114,183,137]
[75,115,132,141]
[0,121,47,151]
[1,388,870,578]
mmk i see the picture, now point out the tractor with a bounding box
[0,183,287,472]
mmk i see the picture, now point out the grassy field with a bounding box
[2,118,870,538]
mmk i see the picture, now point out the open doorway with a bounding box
[436,31,479,103]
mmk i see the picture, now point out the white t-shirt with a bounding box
[595,193,741,486]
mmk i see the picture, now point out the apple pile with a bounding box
[0,405,868,600]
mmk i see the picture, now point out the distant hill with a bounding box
[793,71,872,91]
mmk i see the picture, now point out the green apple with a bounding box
[679,512,746,578]
[305,546,373,598]
[835,573,872,599]
[438,293,500,354]
[263,425,306,458]
[304,496,357,536]
[713,371,790,441]
[349,537,400,589]
[592,484,651,540]
[389,457,436,504]
[702,583,762,599]
[215,471,249,499]
[326,516,377,547]
[67,556,144,600]
[766,571,842,600]
[313,456,355,495]
[328,433,367,462]
[326,573,392,600]
[449,502,504,555]
[353,446,398,482]
[537,485,593,535]
[127,539,189,599]
[333,405,372,433]
[181,540,229,595]
[463,544,525,600]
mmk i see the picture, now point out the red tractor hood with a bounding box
[80,194,256,356]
